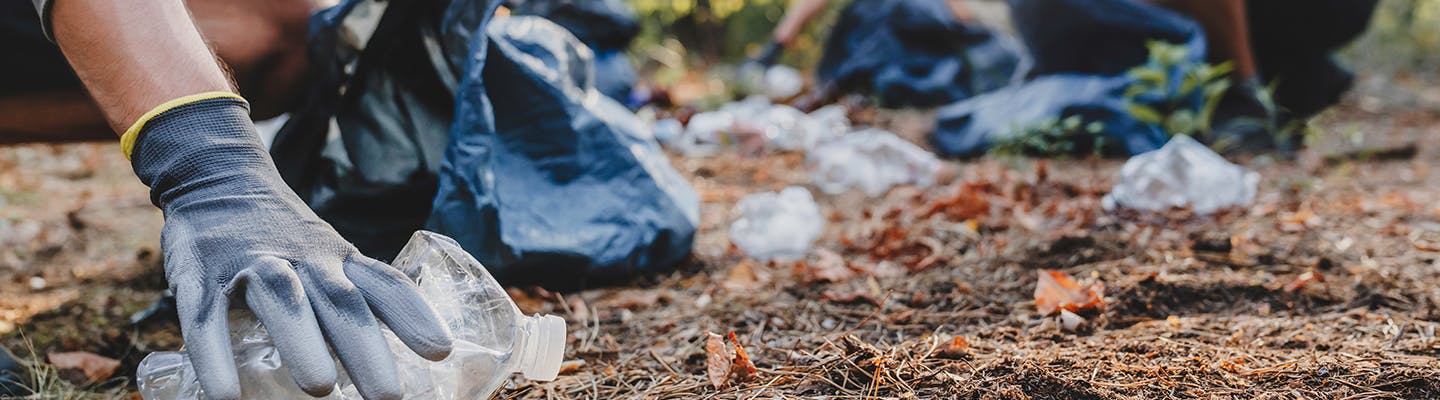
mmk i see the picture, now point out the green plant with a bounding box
[1122,41,1233,137]
[989,115,1109,158]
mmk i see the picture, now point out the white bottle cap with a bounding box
[520,314,567,381]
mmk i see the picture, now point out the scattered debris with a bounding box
[809,129,943,196]
[1034,270,1106,316]
[1059,309,1088,332]
[799,249,857,284]
[730,186,824,262]
[936,336,970,359]
[763,65,804,100]
[664,96,847,156]
[47,351,119,385]
[557,359,586,375]
[704,331,758,389]
[1284,271,1323,293]
[1103,135,1260,215]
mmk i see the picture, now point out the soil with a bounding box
[4,77,1440,399]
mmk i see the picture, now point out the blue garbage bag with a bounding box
[430,14,699,289]
[815,0,1023,108]
[932,75,1169,157]
[270,0,698,290]
[510,0,640,101]
[931,0,1204,157]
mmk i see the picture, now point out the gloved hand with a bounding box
[125,93,453,400]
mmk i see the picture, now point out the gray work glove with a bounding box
[126,94,453,400]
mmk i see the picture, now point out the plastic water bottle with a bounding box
[136,231,567,399]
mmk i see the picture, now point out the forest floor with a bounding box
[4,72,1440,399]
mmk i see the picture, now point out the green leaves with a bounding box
[989,116,1112,158]
[1122,41,1240,138]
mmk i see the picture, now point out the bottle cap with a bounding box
[521,314,567,381]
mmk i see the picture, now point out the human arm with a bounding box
[40,0,453,399]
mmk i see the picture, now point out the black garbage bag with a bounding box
[270,0,698,290]
[510,0,640,101]
[815,0,1023,108]
[1247,0,1378,120]
[931,0,1203,157]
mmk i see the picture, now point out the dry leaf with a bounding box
[722,260,766,291]
[704,331,759,389]
[48,351,120,385]
[558,359,586,375]
[1279,209,1320,232]
[803,249,855,283]
[1284,271,1323,293]
[727,332,758,382]
[1034,270,1105,315]
[937,336,970,359]
[705,332,733,389]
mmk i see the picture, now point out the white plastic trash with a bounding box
[729,187,825,262]
[808,129,943,197]
[1103,135,1261,215]
[764,65,804,100]
[136,231,568,400]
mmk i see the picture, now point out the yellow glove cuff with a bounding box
[121,92,247,159]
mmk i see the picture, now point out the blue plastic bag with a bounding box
[270,0,697,289]
[815,0,1023,107]
[931,0,1204,157]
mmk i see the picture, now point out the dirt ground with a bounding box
[5,70,1440,399]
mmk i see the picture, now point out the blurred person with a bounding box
[758,0,1023,108]
[0,0,455,399]
[1011,0,1377,151]
[771,0,1376,152]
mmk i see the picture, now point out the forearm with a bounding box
[49,0,236,135]
[773,0,830,47]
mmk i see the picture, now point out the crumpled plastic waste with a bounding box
[135,231,568,400]
[809,129,943,197]
[764,65,805,100]
[664,97,850,157]
[1102,135,1260,215]
[729,187,825,262]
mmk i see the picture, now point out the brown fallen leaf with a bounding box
[1034,270,1105,316]
[937,336,970,359]
[48,351,120,385]
[727,332,758,383]
[801,249,855,283]
[1279,209,1320,232]
[704,331,760,389]
[924,182,992,220]
[557,359,586,375]
[1284,271,1323,293]
[705,332,732,389]
[722,260,766,291]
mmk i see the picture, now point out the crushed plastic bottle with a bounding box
[729,187,824,262]
[1103,135,1261,215]
[808,129,943,197]
[136,231,567,400]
